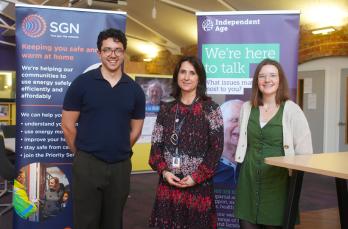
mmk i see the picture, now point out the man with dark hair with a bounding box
[61,28,145,229]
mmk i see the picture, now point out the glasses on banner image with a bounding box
[101,47,124,56]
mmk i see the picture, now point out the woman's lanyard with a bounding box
[169,97,198,168]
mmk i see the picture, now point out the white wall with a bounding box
[298,57,348,152]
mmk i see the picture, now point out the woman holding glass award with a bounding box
[148,56,224,228]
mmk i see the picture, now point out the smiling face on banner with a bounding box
[220,99,243,163]
[147,81,163,106]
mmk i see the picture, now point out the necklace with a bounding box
[262,104,277,113]
[170,97,198,146]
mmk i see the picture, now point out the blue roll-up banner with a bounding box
[197,11,300,228]
[15,4,126,228]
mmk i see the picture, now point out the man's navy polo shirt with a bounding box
[63,67,145,163]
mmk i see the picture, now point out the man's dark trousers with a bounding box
[72,150,131,229]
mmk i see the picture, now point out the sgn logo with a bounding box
[22,14,47,38]
[49,22,80,34]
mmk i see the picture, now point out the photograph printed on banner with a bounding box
[13,163,71,223]
[135,76,172,143]
[210,89,251,229]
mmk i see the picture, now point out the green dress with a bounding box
[235,103,289,226]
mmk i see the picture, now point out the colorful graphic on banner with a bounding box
[197,11,300,228]
[15,4,126,228]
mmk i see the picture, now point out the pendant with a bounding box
[175,118,179,123]
[172,156,181,168]
[170,133,178,145]
[172,147,181,168]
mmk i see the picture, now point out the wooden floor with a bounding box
[1,172,344,229]
[123,172,343,229]
[296,208,340,229]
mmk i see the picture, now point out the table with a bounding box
[265,152,348,229]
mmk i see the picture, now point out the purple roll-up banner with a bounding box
[197,11,300,228]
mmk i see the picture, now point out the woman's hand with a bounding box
[162,171,185,188]
[162,171,196,188]
[179,175,196,188]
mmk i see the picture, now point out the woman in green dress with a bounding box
[234,59,313,229]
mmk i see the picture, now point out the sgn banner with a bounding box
[15,4,126,228]
[197,11,300,228]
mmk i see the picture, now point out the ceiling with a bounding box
[1,0,348,58]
